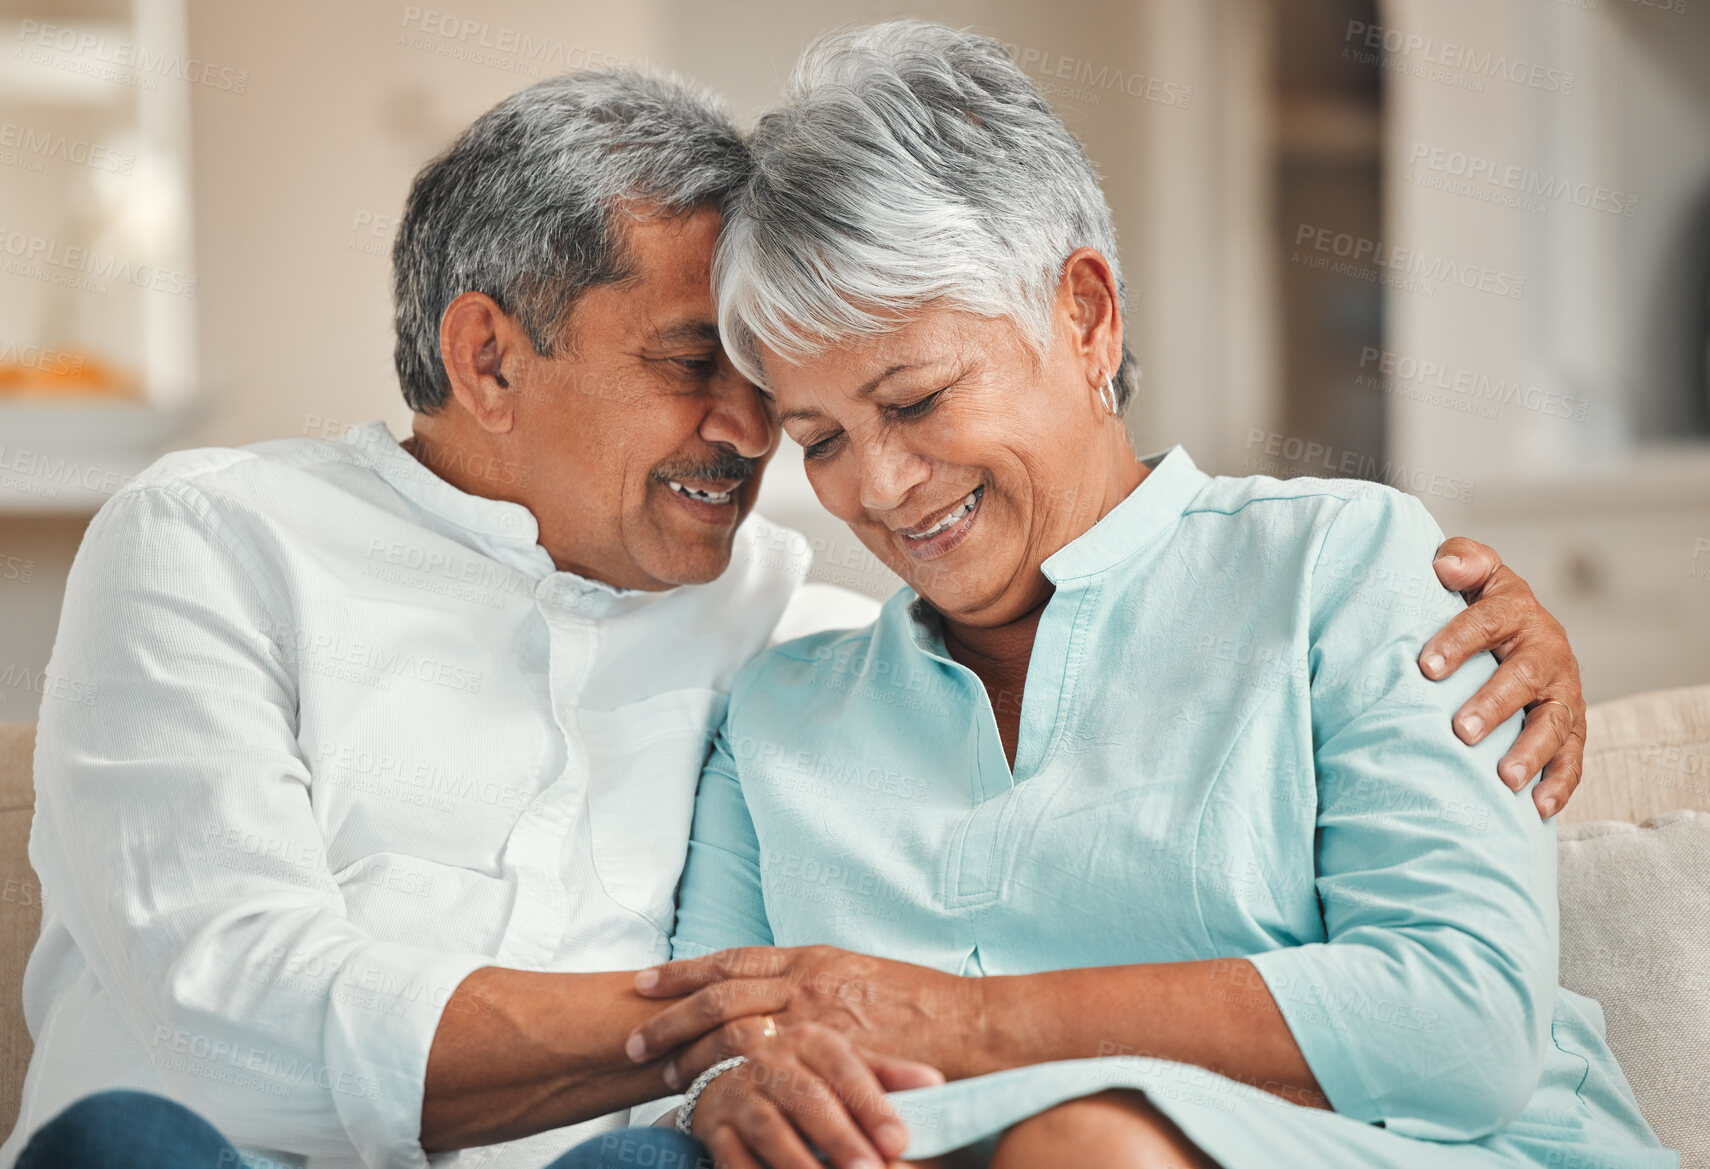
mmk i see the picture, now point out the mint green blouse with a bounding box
[670,448,1673,1167]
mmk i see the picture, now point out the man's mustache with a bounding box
[653,449,760,485]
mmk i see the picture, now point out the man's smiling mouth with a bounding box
[665,480,736,505]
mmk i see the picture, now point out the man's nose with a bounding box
[700,369,774,460]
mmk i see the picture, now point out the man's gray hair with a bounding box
[393,70,750,413]
[714,20,1136,406]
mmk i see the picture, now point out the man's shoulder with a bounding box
[85,433,400,578]
[769,582,882,645]
[730,589,900,700]
[125,433,372,496]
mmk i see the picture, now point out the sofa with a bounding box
[2,688,1707,1161]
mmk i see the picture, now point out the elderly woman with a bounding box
[620,20,1672,1169]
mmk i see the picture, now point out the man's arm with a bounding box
[1421,537,1586,817]
[419,968,677,1151]
[33,485,686,1167]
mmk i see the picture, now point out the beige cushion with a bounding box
[1561,683,1710,825]
[0,722,37,1142]
[1558,810,1709,1165]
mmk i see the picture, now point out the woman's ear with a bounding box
[1058,248,1123,385]
[439,291,520,434]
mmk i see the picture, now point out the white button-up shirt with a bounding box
[1,422,863,1169]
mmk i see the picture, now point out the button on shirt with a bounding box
[1,422,819,1169]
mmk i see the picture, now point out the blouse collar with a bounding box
[1041,446,1208,583]
[895,445,1209,651]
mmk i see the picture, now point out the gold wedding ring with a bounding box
[759,1014,778,1043]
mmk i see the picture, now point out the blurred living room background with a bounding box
[1,0,1707,714]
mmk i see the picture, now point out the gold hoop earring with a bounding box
[1096,375,1121,416]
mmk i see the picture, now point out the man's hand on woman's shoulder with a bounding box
[1419,536,1586,820]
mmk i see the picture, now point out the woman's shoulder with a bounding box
[1190,466,1427,521]
[1162,466,1441,562]
[1153,471,1455,625]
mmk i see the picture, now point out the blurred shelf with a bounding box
[0,398,194,514]
[1440,443,1710,703]
[1274,93,1381,164]
[1466,444,1710,515]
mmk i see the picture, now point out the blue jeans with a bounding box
[16,1090,709,1169]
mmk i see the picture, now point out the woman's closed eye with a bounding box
[801,430,846,461]
[798,387,948,459]
[887,388,945,420]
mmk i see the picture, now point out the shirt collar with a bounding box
[341,421,541,546]
[1040,445,1207,583]
[339,421,667,614]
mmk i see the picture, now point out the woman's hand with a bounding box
[1420,537,1586,819]
[627,946,978,1089]
[687,1024,942,1169]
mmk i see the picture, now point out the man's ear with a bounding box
[1059,248,1123,386]
[440,291,521,434]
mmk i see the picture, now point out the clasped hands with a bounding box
[625,945,969,1169]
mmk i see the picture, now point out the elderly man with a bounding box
[1,69,1586,1169]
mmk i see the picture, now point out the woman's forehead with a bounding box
[762,312,996,402]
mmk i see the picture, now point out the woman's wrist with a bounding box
[954,972,1070,1077]
[966,973,1012,1076]
[936,971,1005,1078]
[677,1055,748,1136]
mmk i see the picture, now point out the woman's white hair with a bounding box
[715,20,1136,406]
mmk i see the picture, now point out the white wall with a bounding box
[179,0,1260,599]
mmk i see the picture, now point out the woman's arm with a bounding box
[668,723,777,960]
[628,946,1327,1108]
[631,493,1554,1139]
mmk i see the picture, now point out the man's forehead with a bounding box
[609,211,720,333]
[646,319,721,348]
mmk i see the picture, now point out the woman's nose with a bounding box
[857,438,931,514]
